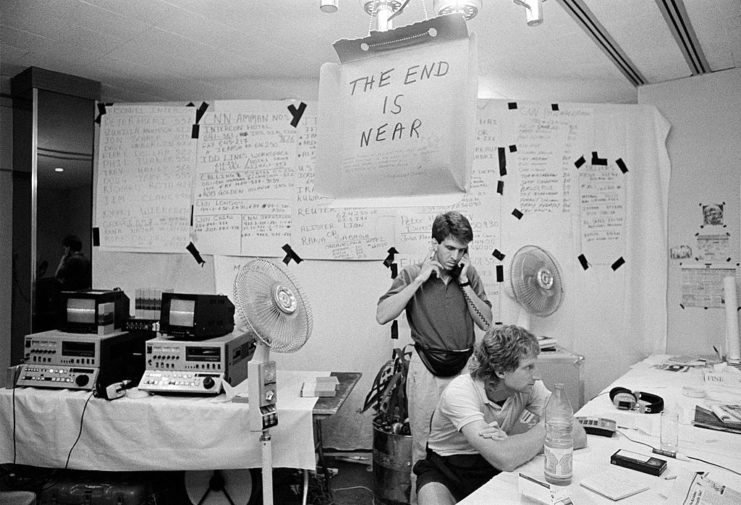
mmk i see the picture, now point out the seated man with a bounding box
[414,324,587,504]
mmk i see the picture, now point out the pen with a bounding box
[713,346,722,361]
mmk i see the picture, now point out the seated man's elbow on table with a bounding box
[461,420,546,473]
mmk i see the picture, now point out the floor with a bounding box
[0,453,393,505]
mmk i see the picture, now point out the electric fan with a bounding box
[508,245,564,330]
[233,258,313,505]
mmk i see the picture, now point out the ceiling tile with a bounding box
[683,0,741,71]
[583,0,690,83]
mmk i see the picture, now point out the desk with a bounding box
[460,355,741,504]
[0,370,360,472]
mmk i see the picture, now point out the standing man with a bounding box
[377,211,492,498]
[415,325,587,504]
[55,234,92,291]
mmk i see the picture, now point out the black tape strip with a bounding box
[498,147,507,176]
[186,242,206,267]
[390,263,398,279]
[92,228,100,247]
[492,249,505,261]
[494,321,503,326]
[512,208,523,220]
[497,180,504,195]
[616,158,628,174]
[679,303,685,310]
[591,151,608,165]
[611,257,625,271]
[190,205,194,227]
[509,144,517,153]
[191,124,200,139]
[196,102,209,124]
[288,102,307,128]
[391,320,398,340]
[551,104,559,111]
[496,265,504,282]
[282,243,303,265]
[94,102,108,124]
[578,253,589,270]
[508,102,518,110]
[383,247,399,268]
[575,156,586,168]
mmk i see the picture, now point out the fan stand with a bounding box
[184,469,253,505]
[248,342,277,505]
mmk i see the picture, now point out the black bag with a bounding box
[415,344,472,377]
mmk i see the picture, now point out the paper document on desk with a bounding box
[666,471,741,505]
[579,469,650,500]
[704,370,741,388]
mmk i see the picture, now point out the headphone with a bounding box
[609,387,664,414]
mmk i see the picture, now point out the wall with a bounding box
[638,68,741,356]
[0,87,12,385]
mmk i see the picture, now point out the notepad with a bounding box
[579,470,650,501]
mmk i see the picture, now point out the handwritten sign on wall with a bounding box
[192,101,297,256]
[315,14,477,206]
[96,105,195,252]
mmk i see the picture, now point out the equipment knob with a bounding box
[202,376,215,389]
[75,374,89,387]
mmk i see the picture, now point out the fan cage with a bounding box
[510,245,564,317]
[233,259,313,353]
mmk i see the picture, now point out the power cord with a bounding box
[617,428,741,477]
[64,392,94,470]
[461,287,490,329]
[12,384,17,464]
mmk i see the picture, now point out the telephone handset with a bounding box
[450,263,464,279]
[450,249,469,280]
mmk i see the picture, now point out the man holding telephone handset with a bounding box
[377,211,492,496]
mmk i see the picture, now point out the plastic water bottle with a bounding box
[543,383,573,485]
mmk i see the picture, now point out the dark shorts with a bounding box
[413,448,499,501]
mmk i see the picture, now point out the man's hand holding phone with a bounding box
[455,252,471,284]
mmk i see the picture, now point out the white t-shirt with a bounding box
[427,374,550,456]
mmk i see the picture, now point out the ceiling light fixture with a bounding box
[514,0,545,26]
[433,0,481,20]
[320,0,338,13]
[362,0,402,31]
[54,167,64,172]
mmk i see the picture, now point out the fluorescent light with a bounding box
[54,167,64,172]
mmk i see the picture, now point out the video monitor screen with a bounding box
[67,298,96,324]
[169,298,195,328]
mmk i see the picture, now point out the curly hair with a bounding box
[470,324,539,383]
[431,211,473,243]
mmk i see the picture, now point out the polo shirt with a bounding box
[378,263,490,351]
[427,374,550,457]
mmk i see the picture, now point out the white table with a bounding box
[460,355,741,504]
[0,370,326,471]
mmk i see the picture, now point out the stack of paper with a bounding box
[301,376,339,397]
[538,335,558,350]
[693,405,741,434]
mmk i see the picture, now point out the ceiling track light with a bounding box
[320,0,338,13]
[362,0,403,31]
[514,0,545,26]
[433,0,481,20]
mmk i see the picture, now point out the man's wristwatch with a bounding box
[458,281,470,288]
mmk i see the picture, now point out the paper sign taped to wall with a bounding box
[316,14,477,207]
